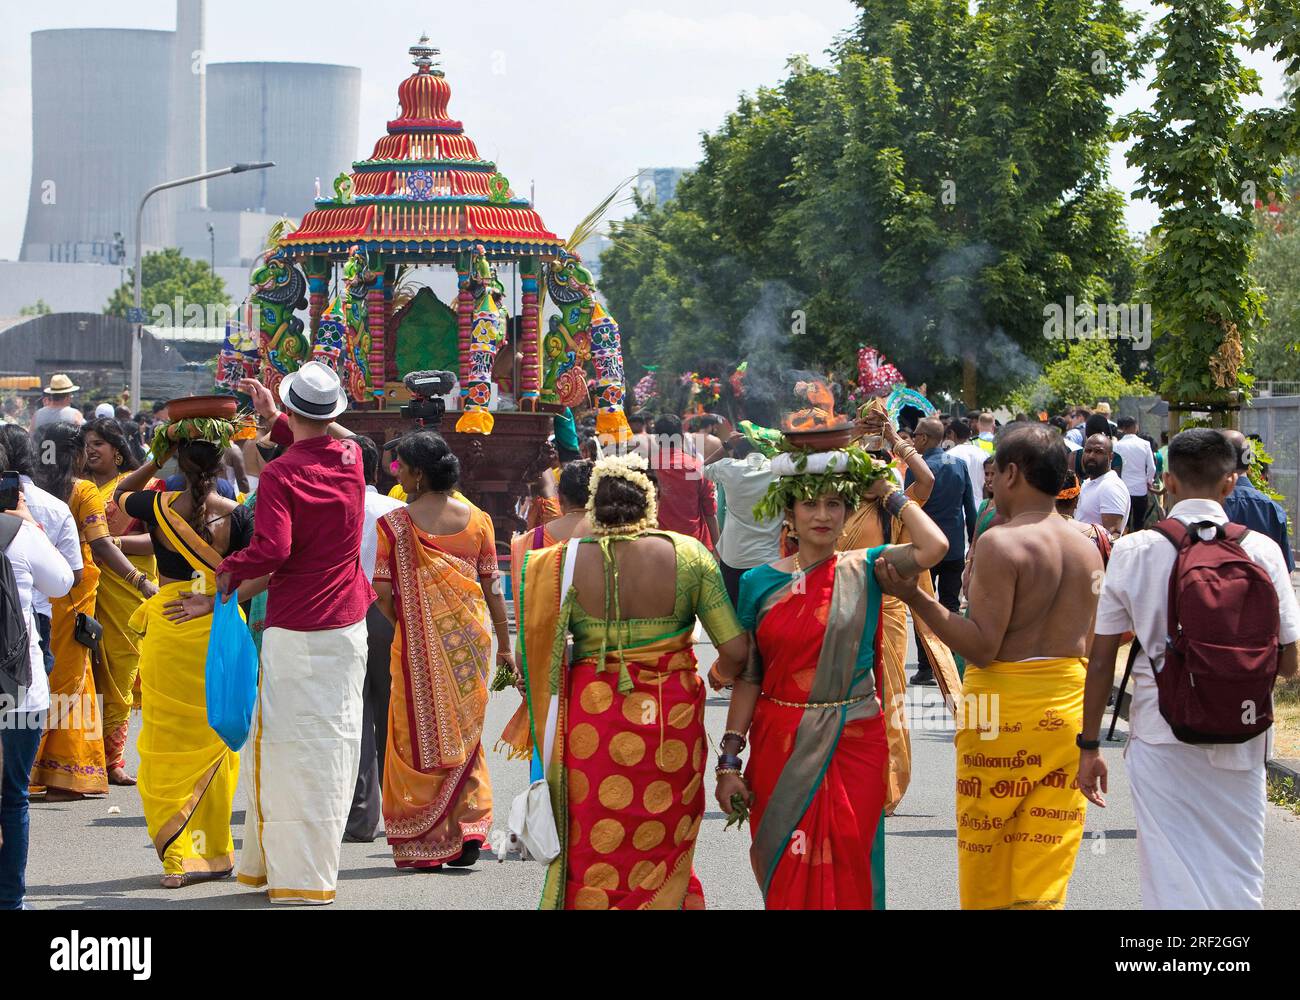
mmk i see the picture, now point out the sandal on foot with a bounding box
[445,842,481,868]
[160,869,233,890]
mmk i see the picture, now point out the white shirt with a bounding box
[361,486,405,582]
[2,516,75,713]
[701,455,783,569]
[948,443,988,499]
[1076,470,1130,528]
[1114,434,1156,497]
[33,405,83,429]
[1096,499,1300,769]
[18,475,82,618]
[1066,426,1085,447]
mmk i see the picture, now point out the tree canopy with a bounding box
[1117,0,1300,404]
[104,248,232,325]
[600,0,1148,411]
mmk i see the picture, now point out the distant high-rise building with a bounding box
[19,0,360,269]
[636,167,690,207]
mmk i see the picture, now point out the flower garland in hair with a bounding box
[586,452,659,537]
[753,444,892,523]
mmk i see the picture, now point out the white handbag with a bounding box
[508,538,580,865]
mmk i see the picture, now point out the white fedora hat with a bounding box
[279,361,349,420]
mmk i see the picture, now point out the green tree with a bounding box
[1008,339,1149,414]
[600,0,1147,409]
[19,299,52,317]
[1116,0,1300,405]
[104,248,232,326]
[1249,157,1300,382]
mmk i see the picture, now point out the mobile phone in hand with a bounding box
[0,471,19,513]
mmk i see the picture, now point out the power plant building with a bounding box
[19,0,361,269]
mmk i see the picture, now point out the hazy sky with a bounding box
[0,0,1291,262]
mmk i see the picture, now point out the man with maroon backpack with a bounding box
[1078,429,1299,909]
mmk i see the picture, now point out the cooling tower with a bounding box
[206,62,362,217]
[20,28,176,261]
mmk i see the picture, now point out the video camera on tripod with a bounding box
[400,370,456,425]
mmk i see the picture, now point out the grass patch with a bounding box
[1268,775,1300,816]
[1275,676,1300,760]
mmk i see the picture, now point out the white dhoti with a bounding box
[237,620,368,904]
[1127,736,1266,910]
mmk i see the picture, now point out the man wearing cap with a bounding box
[218,362,373,905]
[31,375,84,431]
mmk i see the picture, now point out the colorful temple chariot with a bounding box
[225,36,636,536]
[232,36,564,432]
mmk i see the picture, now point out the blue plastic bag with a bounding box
[205,592,259,751]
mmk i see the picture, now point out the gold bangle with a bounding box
[715,768,742,777]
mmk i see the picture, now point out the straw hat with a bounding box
[45,374,80,395]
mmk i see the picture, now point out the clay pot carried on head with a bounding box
[164,395,240,420]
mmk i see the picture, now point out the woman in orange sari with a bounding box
[838,416,962,813]
[30,422,156,800]
[714,445,948,909]
[373,431,511,869]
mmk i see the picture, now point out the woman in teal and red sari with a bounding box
[713,446,949,909]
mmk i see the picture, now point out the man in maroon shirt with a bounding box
[650,414,719,549]
[220,363,372,906]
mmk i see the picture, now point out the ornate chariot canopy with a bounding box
[279,36,560,261]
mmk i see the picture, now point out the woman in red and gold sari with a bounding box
[373,431,511,870]
[714,446,949,909]
[507,453,749,909]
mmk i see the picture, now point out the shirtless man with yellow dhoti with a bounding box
[877,423,1101,909]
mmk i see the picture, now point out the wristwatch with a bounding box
[1075,734,1101,751]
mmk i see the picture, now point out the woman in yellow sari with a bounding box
[505,453,750,909]
[30,423,155,800]
[83,417,160,784]
[839,416,962,811]
[373,431,510,869]
[114,424,256,887]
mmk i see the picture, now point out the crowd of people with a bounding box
[1,371,1296,911]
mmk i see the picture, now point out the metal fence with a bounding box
[1240,395,1300,565]
[1117,393,1298,565]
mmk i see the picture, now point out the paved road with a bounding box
[24,630,1300,910]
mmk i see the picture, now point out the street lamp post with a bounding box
[131,161,274,410]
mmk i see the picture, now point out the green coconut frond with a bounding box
[390,263,424,313]
[565,176,637,254]
[261,217,298,252]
